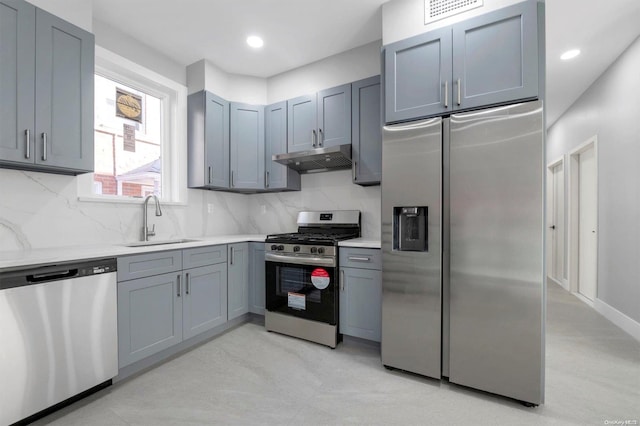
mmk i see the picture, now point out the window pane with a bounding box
[94,74,162,198]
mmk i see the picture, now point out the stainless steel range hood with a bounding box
[272,144,352,173]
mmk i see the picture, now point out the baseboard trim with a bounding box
[574,292,595,308]
[547,276,569,291]
[593,298,640,342]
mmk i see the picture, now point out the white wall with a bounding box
[382,0,526,45]
[93,20,187,85]
[547,36,640,326]
[247,171,381,239]
[27,0,92,31]
[267,41,382,104]
[186,60,268,105]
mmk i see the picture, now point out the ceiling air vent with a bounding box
[425,0,483,24]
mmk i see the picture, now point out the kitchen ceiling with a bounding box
[92,0,640,126]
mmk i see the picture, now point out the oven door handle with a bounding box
[265,253,336,268]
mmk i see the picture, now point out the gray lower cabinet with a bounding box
[384,0,540,123]
[352,76,382,185]
[188,90,230,189]
[0,0,94,174]
[228,243,249,320]
[249,242,265,315]
[339,248,382,342]
[183,263,228,339]
[265,101,300,191]
[230,103,265,190]
[118,246,229,368]
[118,271,183,367]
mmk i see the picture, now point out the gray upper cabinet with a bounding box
[265,101,300,191]
[0,1,94,174]
[352,76,382,186]
[384,27,452,123]
[188,90,230,189]
[384,0,540,122]
[230,103,265,190]
[317,84,351,148]
[287,94,316,153]
[228,242,249,320]
[0,0,35,166]
[34,8,94,172]
[287,83,352,153]
[452,0,539,110]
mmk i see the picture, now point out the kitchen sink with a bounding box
[123,238,201,247]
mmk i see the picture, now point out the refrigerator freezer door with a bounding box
[381,117,442,379]
[448,101,545,405]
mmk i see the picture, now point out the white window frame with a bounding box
[77,46,187,205]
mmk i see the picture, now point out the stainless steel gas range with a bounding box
[264,211,361,348]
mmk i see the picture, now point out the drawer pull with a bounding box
[348,256,371,262]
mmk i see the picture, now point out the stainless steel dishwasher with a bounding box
[0,258,118,425]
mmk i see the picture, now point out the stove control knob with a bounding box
[317,247,325,254]
[270,245,278,250]
[293,246,300,252]
[310,247,318,254]
[277,245,285,251]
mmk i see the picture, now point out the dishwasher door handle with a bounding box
[28,269,79,283]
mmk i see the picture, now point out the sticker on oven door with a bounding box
[311,268,330,290]
[288,292,306,310]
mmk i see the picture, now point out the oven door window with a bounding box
[266,262,337,325]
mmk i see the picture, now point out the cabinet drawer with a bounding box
[117,250,182,282]
[182,245,227,269]
[339,248,381,270]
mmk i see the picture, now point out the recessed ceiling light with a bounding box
[246,36,264,49]
[560,49,581,60]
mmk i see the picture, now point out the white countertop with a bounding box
[0,234,266,271]
[338,238,381,249]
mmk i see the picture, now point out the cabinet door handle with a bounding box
[41,132,47,161]
[25,130,30,159]
[444,81,449,108]
[186,273,190,295]
[340,270,345,292]
[208,166,212,184]
[266,171,270,188]
[318,128,323,147]
[457,78,461,106]
[230,246,234,265]
[231,170,235,187]
[352,160,357,182]
[312,129,317,147]
[348,256,371,262]
[177,274,181,297]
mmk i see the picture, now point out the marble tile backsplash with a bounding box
[247,170,381,238]
[0,168,380,251]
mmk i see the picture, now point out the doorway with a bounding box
[568,137,598,303]
[546,157,566,289]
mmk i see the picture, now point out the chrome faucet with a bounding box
[143,195,162,241]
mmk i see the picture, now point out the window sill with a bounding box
[77,195,187,207]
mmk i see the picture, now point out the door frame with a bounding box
[567,136,598,302]
[546,155,567,290]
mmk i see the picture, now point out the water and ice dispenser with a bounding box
[393,206,428,252]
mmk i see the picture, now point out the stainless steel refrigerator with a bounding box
[381,100,545,406]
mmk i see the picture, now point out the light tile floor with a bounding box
[34,282,639,425]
